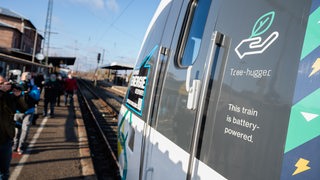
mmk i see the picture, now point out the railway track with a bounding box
[77,79,122,179]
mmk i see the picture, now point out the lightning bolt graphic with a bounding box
[292,158,311,176]
[309,58,320,77]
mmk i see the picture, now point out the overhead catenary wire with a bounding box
[94,0,136,47]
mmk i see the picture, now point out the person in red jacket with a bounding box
[64,72,77,106]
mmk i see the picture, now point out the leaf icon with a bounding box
[250,11,275,38]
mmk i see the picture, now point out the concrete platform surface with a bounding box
[9,95,96,180]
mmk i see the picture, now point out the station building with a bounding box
[0,7,75,78]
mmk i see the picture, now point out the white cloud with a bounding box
[70,0,119,12]
[74,0,104,9]
[106,0,119,12]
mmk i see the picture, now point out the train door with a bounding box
[187,0,312,180]
[118,0,185,179]
[141,0,221,179]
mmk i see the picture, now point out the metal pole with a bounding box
[102,49,105,64]
[32,31,38,63]
[44,0,53,66]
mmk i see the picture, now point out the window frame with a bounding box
[175,0,198,68]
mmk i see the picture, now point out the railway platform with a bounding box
[9,94,96,180]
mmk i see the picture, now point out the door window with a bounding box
[155,0,212,152]
[177,0,211,67]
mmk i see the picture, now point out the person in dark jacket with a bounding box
[43,74,59,118]
[0,76,27,180]
[34,72,44,95]
[13,72,39,154]
[56,74,64,107]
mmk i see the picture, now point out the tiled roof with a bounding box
[0,7,27,20]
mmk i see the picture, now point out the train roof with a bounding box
[48,56,76,66]
[100,62,134,70]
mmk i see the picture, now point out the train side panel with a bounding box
[118,0,320,179]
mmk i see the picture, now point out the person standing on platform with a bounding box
[34,72,44,95]
[56,74,64,107]
[13,72,39,154]
[43,74,59,118]
[64,72,78,106]
[0,76,27,180]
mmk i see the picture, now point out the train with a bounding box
[117,0,320,179]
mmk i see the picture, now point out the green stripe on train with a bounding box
[284,89,320,153]
[300,7,320,60]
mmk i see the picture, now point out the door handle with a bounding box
[185,31,225,111]
[144,167,154,180]
[186,66,201,110]
[186,31,228,180]
[185,66,192,93]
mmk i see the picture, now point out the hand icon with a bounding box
[235,31,279,59]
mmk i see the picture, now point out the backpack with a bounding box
[28,85,40,101]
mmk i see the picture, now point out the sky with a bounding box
[1,0,160,71]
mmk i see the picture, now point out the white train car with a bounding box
[8,69,22,82]
[118,0,320,179]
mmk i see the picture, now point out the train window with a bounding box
[134,4,171,70]
[125,2,172,120]
[177,0,211,67]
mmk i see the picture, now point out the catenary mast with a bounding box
[43,0,53,65]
